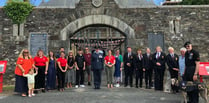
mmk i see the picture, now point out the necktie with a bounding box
[128,53,131,58]
[171,54,174,58]
[157,53,160,59]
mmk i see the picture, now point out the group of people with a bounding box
[14,41,200,103]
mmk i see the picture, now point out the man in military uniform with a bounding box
[91,47,104,89]
[183,41,200,103]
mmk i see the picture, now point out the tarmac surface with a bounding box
[0,86,185,103]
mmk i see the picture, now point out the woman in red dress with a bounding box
[57,51,68,91]
[34,50,48,93]
[15,49,37,97]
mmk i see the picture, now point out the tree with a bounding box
[180,0,209,5]
[3,1,33,36]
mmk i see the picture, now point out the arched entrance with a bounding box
[60,15,135,52]
[70,25,126,50]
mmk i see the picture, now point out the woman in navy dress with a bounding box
[114,49,123,87]
[46,51,56,90]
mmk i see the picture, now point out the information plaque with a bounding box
[0,61,7,74]
[29,33,48,57]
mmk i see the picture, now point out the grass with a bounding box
[0,85,14,96]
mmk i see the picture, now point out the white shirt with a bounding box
[156,52,161,58]
[23,73,37,84]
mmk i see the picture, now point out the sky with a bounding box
[0,0,165,7]
[0,0,50,6]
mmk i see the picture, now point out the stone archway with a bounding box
[60,15,135,41]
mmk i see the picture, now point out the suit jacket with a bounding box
[123,52,135,69]
[166,53,179,70]
[152,52,166,69]
[134,54,144,70]
[142,53,153,70]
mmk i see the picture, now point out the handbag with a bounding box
[180,81,198,92]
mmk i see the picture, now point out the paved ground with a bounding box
[0,86,185,103]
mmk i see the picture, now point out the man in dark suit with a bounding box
[134,48,144,88]
[142,48,153,89]
[123,47,135,87]
[166,47,179,93]
[152,46,166,91]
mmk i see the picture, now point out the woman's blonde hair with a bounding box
[19,49,31,58]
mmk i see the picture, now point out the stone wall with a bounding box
[0,1,209,85]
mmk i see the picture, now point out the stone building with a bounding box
[0,0,209,84]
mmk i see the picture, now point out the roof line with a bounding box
[36,5,209,8]
[1,5,209,9]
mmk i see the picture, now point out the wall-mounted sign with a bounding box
[29,32,48,57]
[0,61,7,74]
[199,62,209,76]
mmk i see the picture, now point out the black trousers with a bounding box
[35,66,46,89]
[183,66,199,103]
[76,68,84,85]
[93,69,102,88]
[145,68,153,87]
[135,69,143,87]
[57,67,66,89]
[124,67,133,87]
[187,89,199,103]
[154,67,165,90]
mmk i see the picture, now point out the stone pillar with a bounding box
[13,24,18,36]
[175,16,181,34]
[13,23,25,41]
[169,20,175,34]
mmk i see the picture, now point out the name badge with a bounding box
[189,53,193,60]
[99,55,103,58]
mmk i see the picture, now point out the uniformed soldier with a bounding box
[166,47,179,93]
[183,41,200,103]
[152,46,166,91]
[91,46,104,89]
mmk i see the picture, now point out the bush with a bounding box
[180,0,209,5]
[3,1,33,24]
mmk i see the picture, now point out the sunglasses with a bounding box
[23,51,29,53]
[186,45,190,48]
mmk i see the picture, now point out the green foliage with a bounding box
[3,1,33,24]
[8,0,29,2]
[180,0,209,5]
